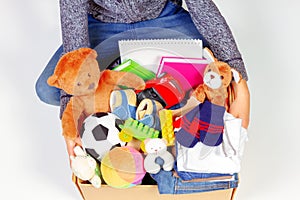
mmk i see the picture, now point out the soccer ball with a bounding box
[80,112,126,162]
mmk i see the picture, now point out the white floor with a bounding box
[1,0,300,199]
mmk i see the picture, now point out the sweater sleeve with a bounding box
[59,0,90,53]
[59,0,91,119]
[185,0,248,80]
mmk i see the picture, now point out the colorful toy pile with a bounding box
[48,45,247,193]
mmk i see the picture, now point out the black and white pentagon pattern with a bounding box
[80,112,125,162]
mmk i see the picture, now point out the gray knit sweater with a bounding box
[59,0,248,80]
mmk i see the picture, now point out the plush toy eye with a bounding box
[77,82,82,86]
[220,75,224,80]
[208,69,212,72]
[88,73,91,77]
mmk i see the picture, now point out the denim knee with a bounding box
[35,77,60,106]
[35,46,63,106]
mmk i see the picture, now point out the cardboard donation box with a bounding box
[73,176,238,200]
[57,40,248,200]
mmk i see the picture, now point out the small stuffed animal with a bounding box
[173,46,243,148]
[175,61,235,148]
[70,146,101,188]
[192,61,233,107]
[171,53,240,118]
[193,47,241,106]
[47,48,145,140]
[143,138,174,174]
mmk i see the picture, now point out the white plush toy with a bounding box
[143,138,175,174]
[70,146,101,188]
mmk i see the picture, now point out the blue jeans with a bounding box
[35,0,209,106]
[151,170,238,194]
[173,162,232,181]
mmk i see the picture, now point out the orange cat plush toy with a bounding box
[192,61,233,108]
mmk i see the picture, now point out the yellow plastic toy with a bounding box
[159,109,175,146]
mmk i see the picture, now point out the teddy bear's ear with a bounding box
[89,49,98,59]
[218,62,231,73]
[47,74,60,88]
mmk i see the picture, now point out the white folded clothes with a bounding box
[176,112,248,174]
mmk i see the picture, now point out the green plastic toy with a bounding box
[118,118,160,143]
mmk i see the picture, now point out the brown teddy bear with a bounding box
[47,48,145,140]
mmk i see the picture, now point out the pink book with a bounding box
[157,57,209,91]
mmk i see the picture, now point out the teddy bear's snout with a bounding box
[88,83,95,90]
[204,71,222,89]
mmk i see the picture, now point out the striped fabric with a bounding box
[176,100,225,147]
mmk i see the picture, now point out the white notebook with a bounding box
[118,39,203,73]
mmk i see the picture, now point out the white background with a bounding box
[1,0,299,199]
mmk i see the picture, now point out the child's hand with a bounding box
[229,79,250,129]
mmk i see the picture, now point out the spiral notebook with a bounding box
[118,39,203,73]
